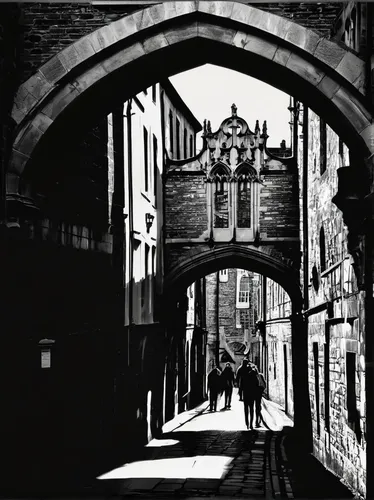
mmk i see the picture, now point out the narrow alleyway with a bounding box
[97,394,353,499]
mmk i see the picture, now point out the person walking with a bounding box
[241,363,259,429]
[221,362,235,409]
[252,366,266,427]
[236,358,248,401]
[207,364,221,412]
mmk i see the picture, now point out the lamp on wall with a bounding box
[145,213,155,232]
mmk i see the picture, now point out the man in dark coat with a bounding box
[241,363,259,429]
[236,358,248,401]
[253,366,266,427]
[207,364,221,412]
[221,362,235,409]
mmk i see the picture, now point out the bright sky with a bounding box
[170,64,291,150]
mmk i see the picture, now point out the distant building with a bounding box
[205,269,260,372]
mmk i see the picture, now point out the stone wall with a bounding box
[17,2,343,84]
[259,172,299,239]
[304,109,366,498]
[267,320,293,417]
[164,173,208,240]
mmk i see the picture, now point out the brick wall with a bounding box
[206,269,259,370]
[17,2,343,84]
[260,172,299,239]
[19,3,141,82]
[164,173,208,239]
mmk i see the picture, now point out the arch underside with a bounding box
[8,1,373,202]
[163,244,302,310]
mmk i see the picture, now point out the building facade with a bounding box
[205,269,260,372]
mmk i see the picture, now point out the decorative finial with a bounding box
[255,120,260,133]
[207,120,212,133]
[231,103,237,116]
[262,120,268,136]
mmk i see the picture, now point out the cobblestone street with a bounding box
[97,394,352,499]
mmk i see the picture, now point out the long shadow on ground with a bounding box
[283,429,354,499]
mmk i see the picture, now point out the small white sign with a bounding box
[41,349,51,369]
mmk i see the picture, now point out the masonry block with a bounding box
[316,75,341,100]
[313,38,346,70]
[286,52,325,87]
[335,51,365,87]
[143,33,169,54]
[234,33,278,61]
[87,24,117,52]
[40,55,68,84]
[102,42,146,74]
[197,23,236,45]
[164,22,198,45]
[332,88,370,134]
[272,46,292,67]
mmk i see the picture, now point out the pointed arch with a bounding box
[7,0,373,207]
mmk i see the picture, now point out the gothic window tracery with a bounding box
[211,164,230,229]
[235,164,256,229]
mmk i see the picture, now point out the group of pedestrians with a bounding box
[207,358,267,429]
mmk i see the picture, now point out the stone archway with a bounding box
[7,0,373,208]
[163,244,302,309]
[163,243,311,448]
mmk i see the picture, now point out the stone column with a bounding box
[290,308,313,454]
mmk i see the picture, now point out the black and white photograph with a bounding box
[0,0,372,498]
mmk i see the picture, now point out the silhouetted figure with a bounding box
[236,358,249,401]
[252,366,266,427]
[221,362,235,409]
[241,363,259,429]
[207,365,221,412]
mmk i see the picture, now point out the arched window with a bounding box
[239,275,250,304]
[211,165,230,228]
[235,164,256,229]
[320,226,326,272]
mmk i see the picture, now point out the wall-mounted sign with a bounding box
[41,348,51,369]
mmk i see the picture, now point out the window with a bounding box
[143,127,149,192]
[239,276,250,303]
[153,134,158,199]
[237,171,252,228]
[152,84,157,103]
[346,352,356,423]
[320,118,327,175]
[320,226,326,272]
[212,166,229,228]
[190,134,193,156]
[169,111,174,156]
[176,118,181,159]
[219,269,228,283]
[183,128,187,159]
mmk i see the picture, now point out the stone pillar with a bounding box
[290,308,313,454]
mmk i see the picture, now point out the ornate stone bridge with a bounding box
[164,105,301,306]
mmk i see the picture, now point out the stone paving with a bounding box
[98,392,294,498]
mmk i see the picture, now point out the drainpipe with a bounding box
[216,271,220,367]
[302,105,309,311]
[126,99,134,366]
